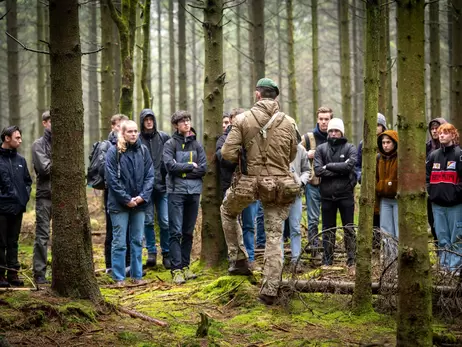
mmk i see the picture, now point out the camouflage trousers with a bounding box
[221,178,291,297]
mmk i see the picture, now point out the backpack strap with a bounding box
[307,132,316,152]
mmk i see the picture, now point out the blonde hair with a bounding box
[117,120,138,153]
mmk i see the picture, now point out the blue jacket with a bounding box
[0,147,32,215]
[105,138,154,212]
[163,130,206,194]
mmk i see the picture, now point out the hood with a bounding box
[428,117,447,136]
[108,130,118,144]
[378,130,398,157]
[140,108,157,134]
[252,99,280,118]
[172,127,198,143]
[313,123,328,140]
[44,128,52,143]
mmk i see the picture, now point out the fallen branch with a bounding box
[0,287,40,292]
[118,306,168,327]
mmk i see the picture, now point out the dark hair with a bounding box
[222,112,230,119]
[230,108,245,118]
[256,86,278,99]
[171,110,192,125]
[42,111,51,122]
[1,126,21,142]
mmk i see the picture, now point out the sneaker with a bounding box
[114,280,125,287]
[105,268,112,274]
[0,276,10,288]
[347,265,356,277]
[172,269,186,285]
[228,259,253,276]
[145,253,157,268]
[258,293,276,305]
[34,276,50,285]
[183,267,197,280]
[125,266,131,277]
[7,273,24,287]
[131,279,148,285]
[162,255,171,270]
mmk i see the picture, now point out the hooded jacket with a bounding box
[105,138,154,212]
[0,147,32,215]
[376,130,398,199]
[426,117,447,158]
[216,125,238,197]
[221,99,297,176]
[139,109,170,193]
[32,128,52,199]
[314,136,357,200]
[290,144,311,189]
[163,129,206,194]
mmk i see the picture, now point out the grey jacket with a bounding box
[32,128,52,200]
[290,144,311,190]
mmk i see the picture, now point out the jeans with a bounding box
[287,196,302,263]
[0,214,23,277]
[432,203,462,271]
[380,198,399,238]
[33,198,52,278]
[321,198,356,266]
[256,201,266,247]
[144,190,169,256]
[110,210,145,281]
[241,201,258,261]
[305,184,321,248]
[168,194,200,271]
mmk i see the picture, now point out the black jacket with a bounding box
[139,109,170,193]
[0,147,32,215]
[216,125,238,197]
[32,128,52,199]
[426,144,462,207]
[314,137,357,200]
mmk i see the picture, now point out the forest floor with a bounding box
[1,192,461,347]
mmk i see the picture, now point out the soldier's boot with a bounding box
[228,259,253,276]
[258,293,276,306]
[145,253,157,268]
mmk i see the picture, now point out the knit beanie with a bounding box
[327,118,345,136]
[377,113,387,130]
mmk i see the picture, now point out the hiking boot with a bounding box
[0,276,10,288]
[172,269,186,285]
[249,261,262,272]
[162,254,171,270]
[183,267,197,280]
[289,262,303,274]
[258,294,276,306]
[34,276,50,285]
[7,273,24,287]
[145,253,157,268]
[228,259,253,276]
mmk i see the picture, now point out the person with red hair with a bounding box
[426,123,462,273]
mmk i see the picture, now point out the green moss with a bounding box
[59,301,97,322]
[118,331,141,342]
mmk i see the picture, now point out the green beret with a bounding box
[256,78,279,96]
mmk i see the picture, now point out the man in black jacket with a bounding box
[314,118,357,269]
[139,109,171,269]
[31,111,52,284]
[0,126,32,287]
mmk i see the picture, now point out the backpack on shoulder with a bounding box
[87,140,111,189]
[304,132,321,186]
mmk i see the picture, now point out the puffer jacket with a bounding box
[221,99,297,176]
[426,117,447,158]
[32,128,52,199]
[105,138,154,212]
[0,147,32,215]
[376,130,398,199]
[163,129,206,194]
[314,137,357,200]
[140,109,170,193]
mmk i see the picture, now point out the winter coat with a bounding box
[376,130,399,199]
[139,109,170,193]
[426,117,447,159]
[105,138,154,212]
[426,144,462,207]
[0,147,32,215]
[221,99,297,176]
[290,144,311,190]
[216,125,238,197]
[163,129,206,194]
[32,128,52,200]
[314,137,357,200]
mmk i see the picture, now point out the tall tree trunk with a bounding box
[37,1,47,138]
[113,21,121,111]
[386,3,393,125]
[7,0,19,127]
[396,0,432,345]
[107,0,137,119]
[157,0,163,129]
[448,0,453,117]
[178,0,187,110]
[353,0,380,315]
[338,0,352,139]
[89,2,100,147]
[236,4,243,107]
[200,0,226,266]
[451,0,462,129]
[252,0,265,80]
[135,7,143,120]
[141,0,151,109]
[101,0,115,139]
[49,0,102,302]
[276,0,284,109]
[248,1,255,107]
[352,0,364,144]
[191,12,199,135]
[286,0,298,122]
[168,0,176,116]
[311,0,319,127]
[45,8,51,108]
[429,0,441,119]
[378,0,390,116]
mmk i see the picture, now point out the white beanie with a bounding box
[327,118,345,136]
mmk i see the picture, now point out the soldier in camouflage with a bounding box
[220,78,298,305]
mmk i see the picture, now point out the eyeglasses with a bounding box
[178,118,191,124]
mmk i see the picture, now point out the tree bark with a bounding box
[338,0,352,139]
[168,0,176,116]
[191,12,199,136]
[6,0,19,127]
[113,20,121,111]
[157,0,163,129]
[37,1,47,138]
[248,1,255,107]
[101,0,115,139]
[396,0,432,345]
[141,0,151,109]
[448,0,453,117]
[88,2,100,147]
[311,0,319,127]
[49,0,102,303]
[429,0,441,119]
[236,4,243,107]
[451,0,462,129]
[352,0,380,315]
[378,0,390,118]
[200,0,226,266]
[286,0,298,122]
[252,0,265,80]
[178,0,187,110]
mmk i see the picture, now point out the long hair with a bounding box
[437,123,460,145]
[117,120,137,153]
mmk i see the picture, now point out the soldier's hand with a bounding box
[308,150,315,159]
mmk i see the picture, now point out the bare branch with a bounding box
[188,4,206,10]
[223,0,246,10]
[184,2,205,25]
[5,32,49,55]
[38,39,50,47]
[0,8,10,20]
[82,46,104,55]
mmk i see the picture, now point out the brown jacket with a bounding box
[376,130,399,199]
[222,99,297,176]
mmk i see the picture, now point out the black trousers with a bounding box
[104,189,130,269]
[373,213,381,250]
[321,199,356,266]
[427,197,437,242]
[0,213,23,277]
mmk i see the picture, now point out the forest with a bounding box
[0,0,462,346]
